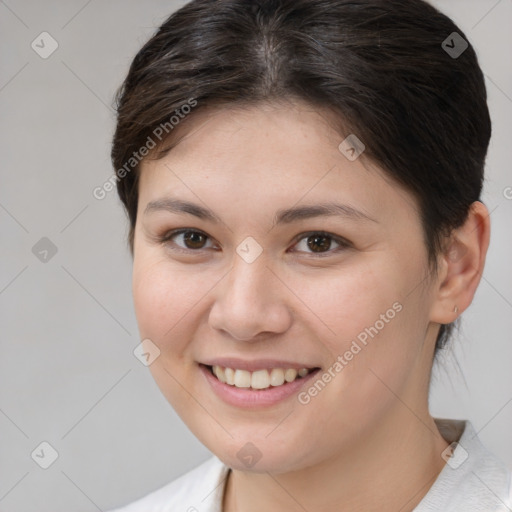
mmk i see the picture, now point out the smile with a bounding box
[208,365,317,390]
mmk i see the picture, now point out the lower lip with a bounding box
[199,364,321,408]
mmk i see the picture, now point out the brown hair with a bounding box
[111,0,491,352]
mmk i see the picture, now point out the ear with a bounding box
[429,201,491,324]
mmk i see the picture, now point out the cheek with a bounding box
[132,255,206,350]
[132,262,168,339]
[285,260,402,347]
[288,256,424,401]
[131,256,205,407]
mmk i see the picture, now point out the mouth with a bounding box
[200,363,321,391]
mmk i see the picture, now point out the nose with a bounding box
[208,252,292,341]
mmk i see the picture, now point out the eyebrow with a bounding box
[144,198,377,225]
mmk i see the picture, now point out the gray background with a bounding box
[0,1,511,510]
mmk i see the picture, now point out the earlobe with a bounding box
[429,201,491,325]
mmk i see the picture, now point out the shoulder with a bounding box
[107,455,230,512]
[415,419,512,512]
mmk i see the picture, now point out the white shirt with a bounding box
[108,419,512,512]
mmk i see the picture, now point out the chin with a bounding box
[208,438,310,474]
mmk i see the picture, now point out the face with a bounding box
[132,101,440,473]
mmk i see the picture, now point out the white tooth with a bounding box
[224,367,235,385]
[234,369,252,388]
[284,368,298,382]
[216,366,305,389]
[269,368,285,386]
[214,365,226,383]
[251,369,271,389]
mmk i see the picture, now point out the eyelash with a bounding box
[159,229,351,257]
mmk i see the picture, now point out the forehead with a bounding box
[137,102,418,225]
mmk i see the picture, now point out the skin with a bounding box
[132,100,490,512]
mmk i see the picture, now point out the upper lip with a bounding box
[199,358,321,372]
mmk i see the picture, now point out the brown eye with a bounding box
[162,229,214,252]
[182,231,207,249]
[292,231,349,256]
[307,234,333,253]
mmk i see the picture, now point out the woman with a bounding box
[108,0,512,510]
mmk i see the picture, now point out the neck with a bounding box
[222,411,450,512]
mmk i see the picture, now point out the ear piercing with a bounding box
[453,305,459,314]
